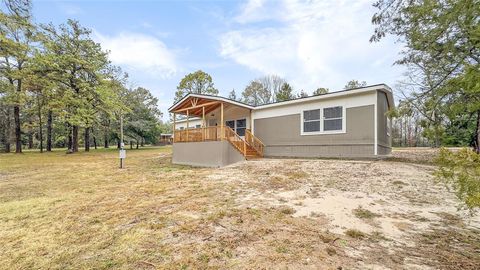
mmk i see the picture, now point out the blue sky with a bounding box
[33,0,404,120]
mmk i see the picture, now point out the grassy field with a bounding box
[1,147,479,269]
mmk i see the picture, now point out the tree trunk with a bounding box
[4,107,11,153]
[36,95,43,153]
[28,122,33,149]
[117,139,120,149]
[46,110,52,151]
[399,119,403,147]
[141,137,144,147]
[130,141,133,149]
[93,134,97,150]
[136,139,139,149]
[67,124,73,151]
[475,110,480,154]
[104,132,109,148]
[14,105,21,153]
[38,116,43,153]
[72,125,79,152]
[84,127,90,152]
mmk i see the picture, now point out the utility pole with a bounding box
[119,114,126,168]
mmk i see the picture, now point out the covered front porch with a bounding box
[169,94,264,166]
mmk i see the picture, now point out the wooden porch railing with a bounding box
[245,129,264,157]
[224,126,247,155]
[173,126,264,157]
[173,126,222,143]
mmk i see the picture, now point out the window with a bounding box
[303,109,321,133]
[323,106,343,131]
[236,119,246,136]
[179,127,184,130]
[195,124,201,128]
[226,120,235,130]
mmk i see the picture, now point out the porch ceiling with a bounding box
[170,96,221,117]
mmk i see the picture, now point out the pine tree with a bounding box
[276,83,294,102]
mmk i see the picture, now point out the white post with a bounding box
[119,114,126,169]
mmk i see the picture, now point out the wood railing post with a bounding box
[186,110,189,142]
[220,103,224,140]
[202,106,205,141]
[173,113,176,142]
[243,140,247,156]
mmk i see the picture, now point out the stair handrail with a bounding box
[224,126,247,156]
[245,129,264,157]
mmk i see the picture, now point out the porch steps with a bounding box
[245,146,261,159]
[226,138,261,159]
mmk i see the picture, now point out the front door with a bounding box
[225,119,246,137]
[236,119,246,137]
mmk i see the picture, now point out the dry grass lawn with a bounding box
[0,147,479,269]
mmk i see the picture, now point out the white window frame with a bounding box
[323,106,344,132]
[302,109,321,134]
[301,105,346,135]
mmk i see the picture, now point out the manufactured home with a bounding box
[169,84,394,167]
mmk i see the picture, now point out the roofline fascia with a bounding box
[168,93,254,112]
[254,84,392,110]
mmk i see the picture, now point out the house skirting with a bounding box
[377,144,392,156]
[263,144,376,158]
[172,141,245,167]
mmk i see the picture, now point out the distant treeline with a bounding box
[0,0,169,153]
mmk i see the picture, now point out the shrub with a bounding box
[353,207,381,219]
[435,148,480,210]
[345,229,366,239]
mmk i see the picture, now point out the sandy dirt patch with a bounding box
[209,154,480,269]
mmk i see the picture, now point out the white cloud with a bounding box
[220,0,403,91]
[94,31,178,78]
[234,0,268,23]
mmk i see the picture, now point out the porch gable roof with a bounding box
[168,93,254,116]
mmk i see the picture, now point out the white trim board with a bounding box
[252,91,377,121]
[254,84,392,110]
[374,101,378,156]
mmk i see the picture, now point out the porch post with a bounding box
[250,109,253,135]
[202,106,205,141]
[220,102,224,140]
[186,109,189,142]
[173,113,176,142]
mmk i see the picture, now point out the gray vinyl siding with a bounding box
[254,105,375,158]
[377,91,392,155]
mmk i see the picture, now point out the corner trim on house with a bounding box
[374,99,378,156]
